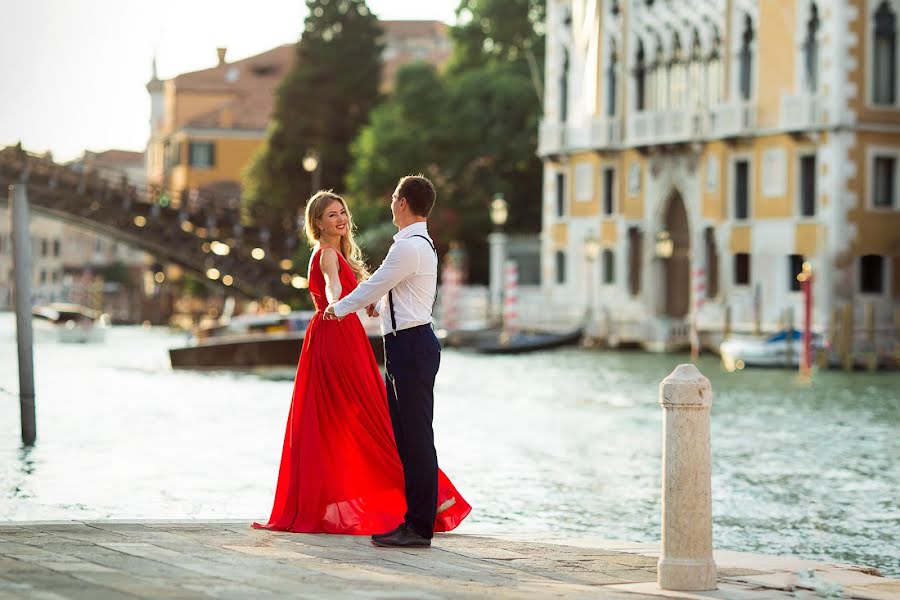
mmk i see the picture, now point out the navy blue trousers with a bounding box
[383,324,440,538]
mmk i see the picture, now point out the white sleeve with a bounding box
[332,241,417,317]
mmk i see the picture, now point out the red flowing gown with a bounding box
[253,248,471,534]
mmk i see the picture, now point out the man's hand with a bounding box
[323,305,343,321]
[365,303,380,318]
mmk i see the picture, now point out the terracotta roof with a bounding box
[380,20,449,38]
[83,149,145,168]
[173,45,294,93]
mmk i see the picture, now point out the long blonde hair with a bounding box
[303,190,370,281]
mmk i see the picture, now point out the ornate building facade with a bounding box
[539,0,900,348]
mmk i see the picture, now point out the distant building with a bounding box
[380,20,452,92]
[146,21,453,206]
[69,149,146,186]
[538,0,900,349]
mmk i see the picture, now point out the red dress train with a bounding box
[253,248,471,534]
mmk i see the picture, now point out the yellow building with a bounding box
[145,46,293,209]
[145,21,452,209]
[538,0,900,350]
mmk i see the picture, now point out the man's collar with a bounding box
[393,221,428,241]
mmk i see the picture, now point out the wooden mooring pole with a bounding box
[10,184,36,446]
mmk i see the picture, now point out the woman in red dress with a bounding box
[253,191,470,535]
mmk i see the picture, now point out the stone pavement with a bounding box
[0,521,896,599]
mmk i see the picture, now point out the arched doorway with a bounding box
[662,191,690,318]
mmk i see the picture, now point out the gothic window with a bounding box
[670,34,685,108]
[634,40,647,111]
[739,15,755,101]
[874,1,897,104]
[654,40,667,109]
[607,42,618,117]
[804,3,820,92]
[689,30,703,107]
[707,29,723,106]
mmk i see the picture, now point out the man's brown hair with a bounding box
[397,175,436,217]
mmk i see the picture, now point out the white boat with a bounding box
[31,303,110,343]
[720,329,824,370]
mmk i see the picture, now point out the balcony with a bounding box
[537,119,566,157]
[708,101,757,139]
[567,117,622,151]
[626,108,701,146]
[780,93,827,132]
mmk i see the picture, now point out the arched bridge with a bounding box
[0,145,306,303]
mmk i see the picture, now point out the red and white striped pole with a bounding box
[502,260,519,337]
[440,263,461,332]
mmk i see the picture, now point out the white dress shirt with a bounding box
[333,222,437,335]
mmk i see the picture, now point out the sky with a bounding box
[0,0,458,162]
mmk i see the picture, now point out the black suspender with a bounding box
[388,234,438,335]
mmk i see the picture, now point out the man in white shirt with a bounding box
[324,175,440,548]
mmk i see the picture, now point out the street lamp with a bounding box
[655,230,674,259]
[302,150,321,194]
[487,193,509,326]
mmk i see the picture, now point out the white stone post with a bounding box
[487,232,507,325]
[658,364,716,591]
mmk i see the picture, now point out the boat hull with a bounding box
[169,332,385,372]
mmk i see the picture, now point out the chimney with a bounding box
[216,47,227,66]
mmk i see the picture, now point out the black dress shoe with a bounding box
[371,523,406,541]
[371,525,431,548]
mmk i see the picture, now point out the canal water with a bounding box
[0,313,898,575]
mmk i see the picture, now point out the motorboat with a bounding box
[31,303,110,343]
[168,310,384,375]
[719,329,824,370]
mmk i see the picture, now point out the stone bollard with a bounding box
[658,364,717,591]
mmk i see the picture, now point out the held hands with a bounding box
[365,303,380,318]
[323,304,343,321]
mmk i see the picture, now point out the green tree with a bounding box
[243,0,383,230]
[344,0,545,282]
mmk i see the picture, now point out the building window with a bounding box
[41,238,48,257]
[628,227,642,296]
[602,249,615,284]
[670,34,685,108]
[556,172,566,217]
[800,155,816,216]
[688,31,703,108]
[739,15,754,101]
[734,160,750,219]
[603,168,615,215]
[734,253,751,285]
[653,40,667,109]
[789,254,804,292]
[53,238,61,257]
[560,49,569,122]
[874,156,896,208]
[555,250,566,284]
[634,40,646,111]
[704,227,719,298]
[40,270,46,284]
[860,255,884,293]
[804,3,820,92]
[607,42,618,117]
[188,142,215,168]
[874,1,897,105]
[707,29,723,106]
